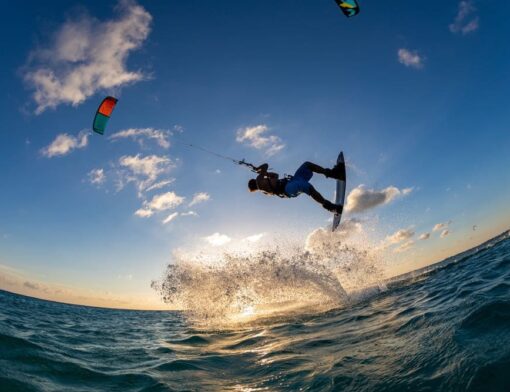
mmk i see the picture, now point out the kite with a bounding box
[93,96,118,135]
[335,0,360,17]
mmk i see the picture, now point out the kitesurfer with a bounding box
[248,161,344,213]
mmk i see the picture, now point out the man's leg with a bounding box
[308,186,342,213]
[301,161,343,180]
[303,162,328,176]
[308,185,327,204]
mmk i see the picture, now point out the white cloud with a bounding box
[236,124,285,156]
[172,124,184,134]
[398,49,424,69]
[450,1,479,35]
[41,131,88,157]
[305,219,363,253]
[23,0,152,113]
[189,192,210,207]
[204,233,232,246]
[24,281,41,291]
[181,211,198,217]
[346,185,412,213]
[88,168,106,185]
[145,179,175,192]
[433,221,451,232]
[119,154,174,193]
[135,191,184,218]
[395,240,415,253]
[386,228,415,244]
[243,233,266,243]
[440,229,450,238]
[143,191,184,212]
[433,223,445,231]
[109,128,170,148]
[419,233,430,240]
[162,212,179,225]
[134,208,154,218]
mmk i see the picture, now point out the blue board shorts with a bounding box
[285,162,313,197]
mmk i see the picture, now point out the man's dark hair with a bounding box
[248,179,258,192]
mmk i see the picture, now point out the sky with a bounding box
[1,0,509,309]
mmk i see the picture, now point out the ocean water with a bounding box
[1,231,510,391]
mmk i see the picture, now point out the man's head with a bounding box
[248,179,258,192]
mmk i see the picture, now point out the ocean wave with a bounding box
[1,232,510,390]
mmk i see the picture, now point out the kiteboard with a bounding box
[332,151,347,232]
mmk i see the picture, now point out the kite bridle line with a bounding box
[171,138,259,173]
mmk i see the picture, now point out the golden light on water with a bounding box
[241,305,256,317]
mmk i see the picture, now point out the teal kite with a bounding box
[335,0,360,17]
[92,96,118,135]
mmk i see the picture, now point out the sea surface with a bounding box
[2,232,510,391]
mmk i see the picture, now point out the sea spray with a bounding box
[153,228,387,324]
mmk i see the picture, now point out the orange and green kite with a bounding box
[93,96,118,135]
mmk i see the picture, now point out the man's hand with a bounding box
[256,163,269,173]
[255,163,279,180]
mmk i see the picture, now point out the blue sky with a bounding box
[1,0,509,308]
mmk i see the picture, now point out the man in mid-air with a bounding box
[248,161,344,213]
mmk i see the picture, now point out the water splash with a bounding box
[153,227,387,326]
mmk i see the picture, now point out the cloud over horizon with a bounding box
[395,240,415,253]
[346,185,412,213]
[204,232,232,246]
[386,228,415,244]
[305,218,364,253]
[243,233,266,243]
[433,221,451,232]
[440,229,450,238]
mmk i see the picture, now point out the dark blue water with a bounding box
[1,232,510,391]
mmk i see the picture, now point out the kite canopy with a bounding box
[93,96,118,135]
[335,0,360,17]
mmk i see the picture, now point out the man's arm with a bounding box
[255,163,269,173]
[255,163,279,179]
[255,163,279,184]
